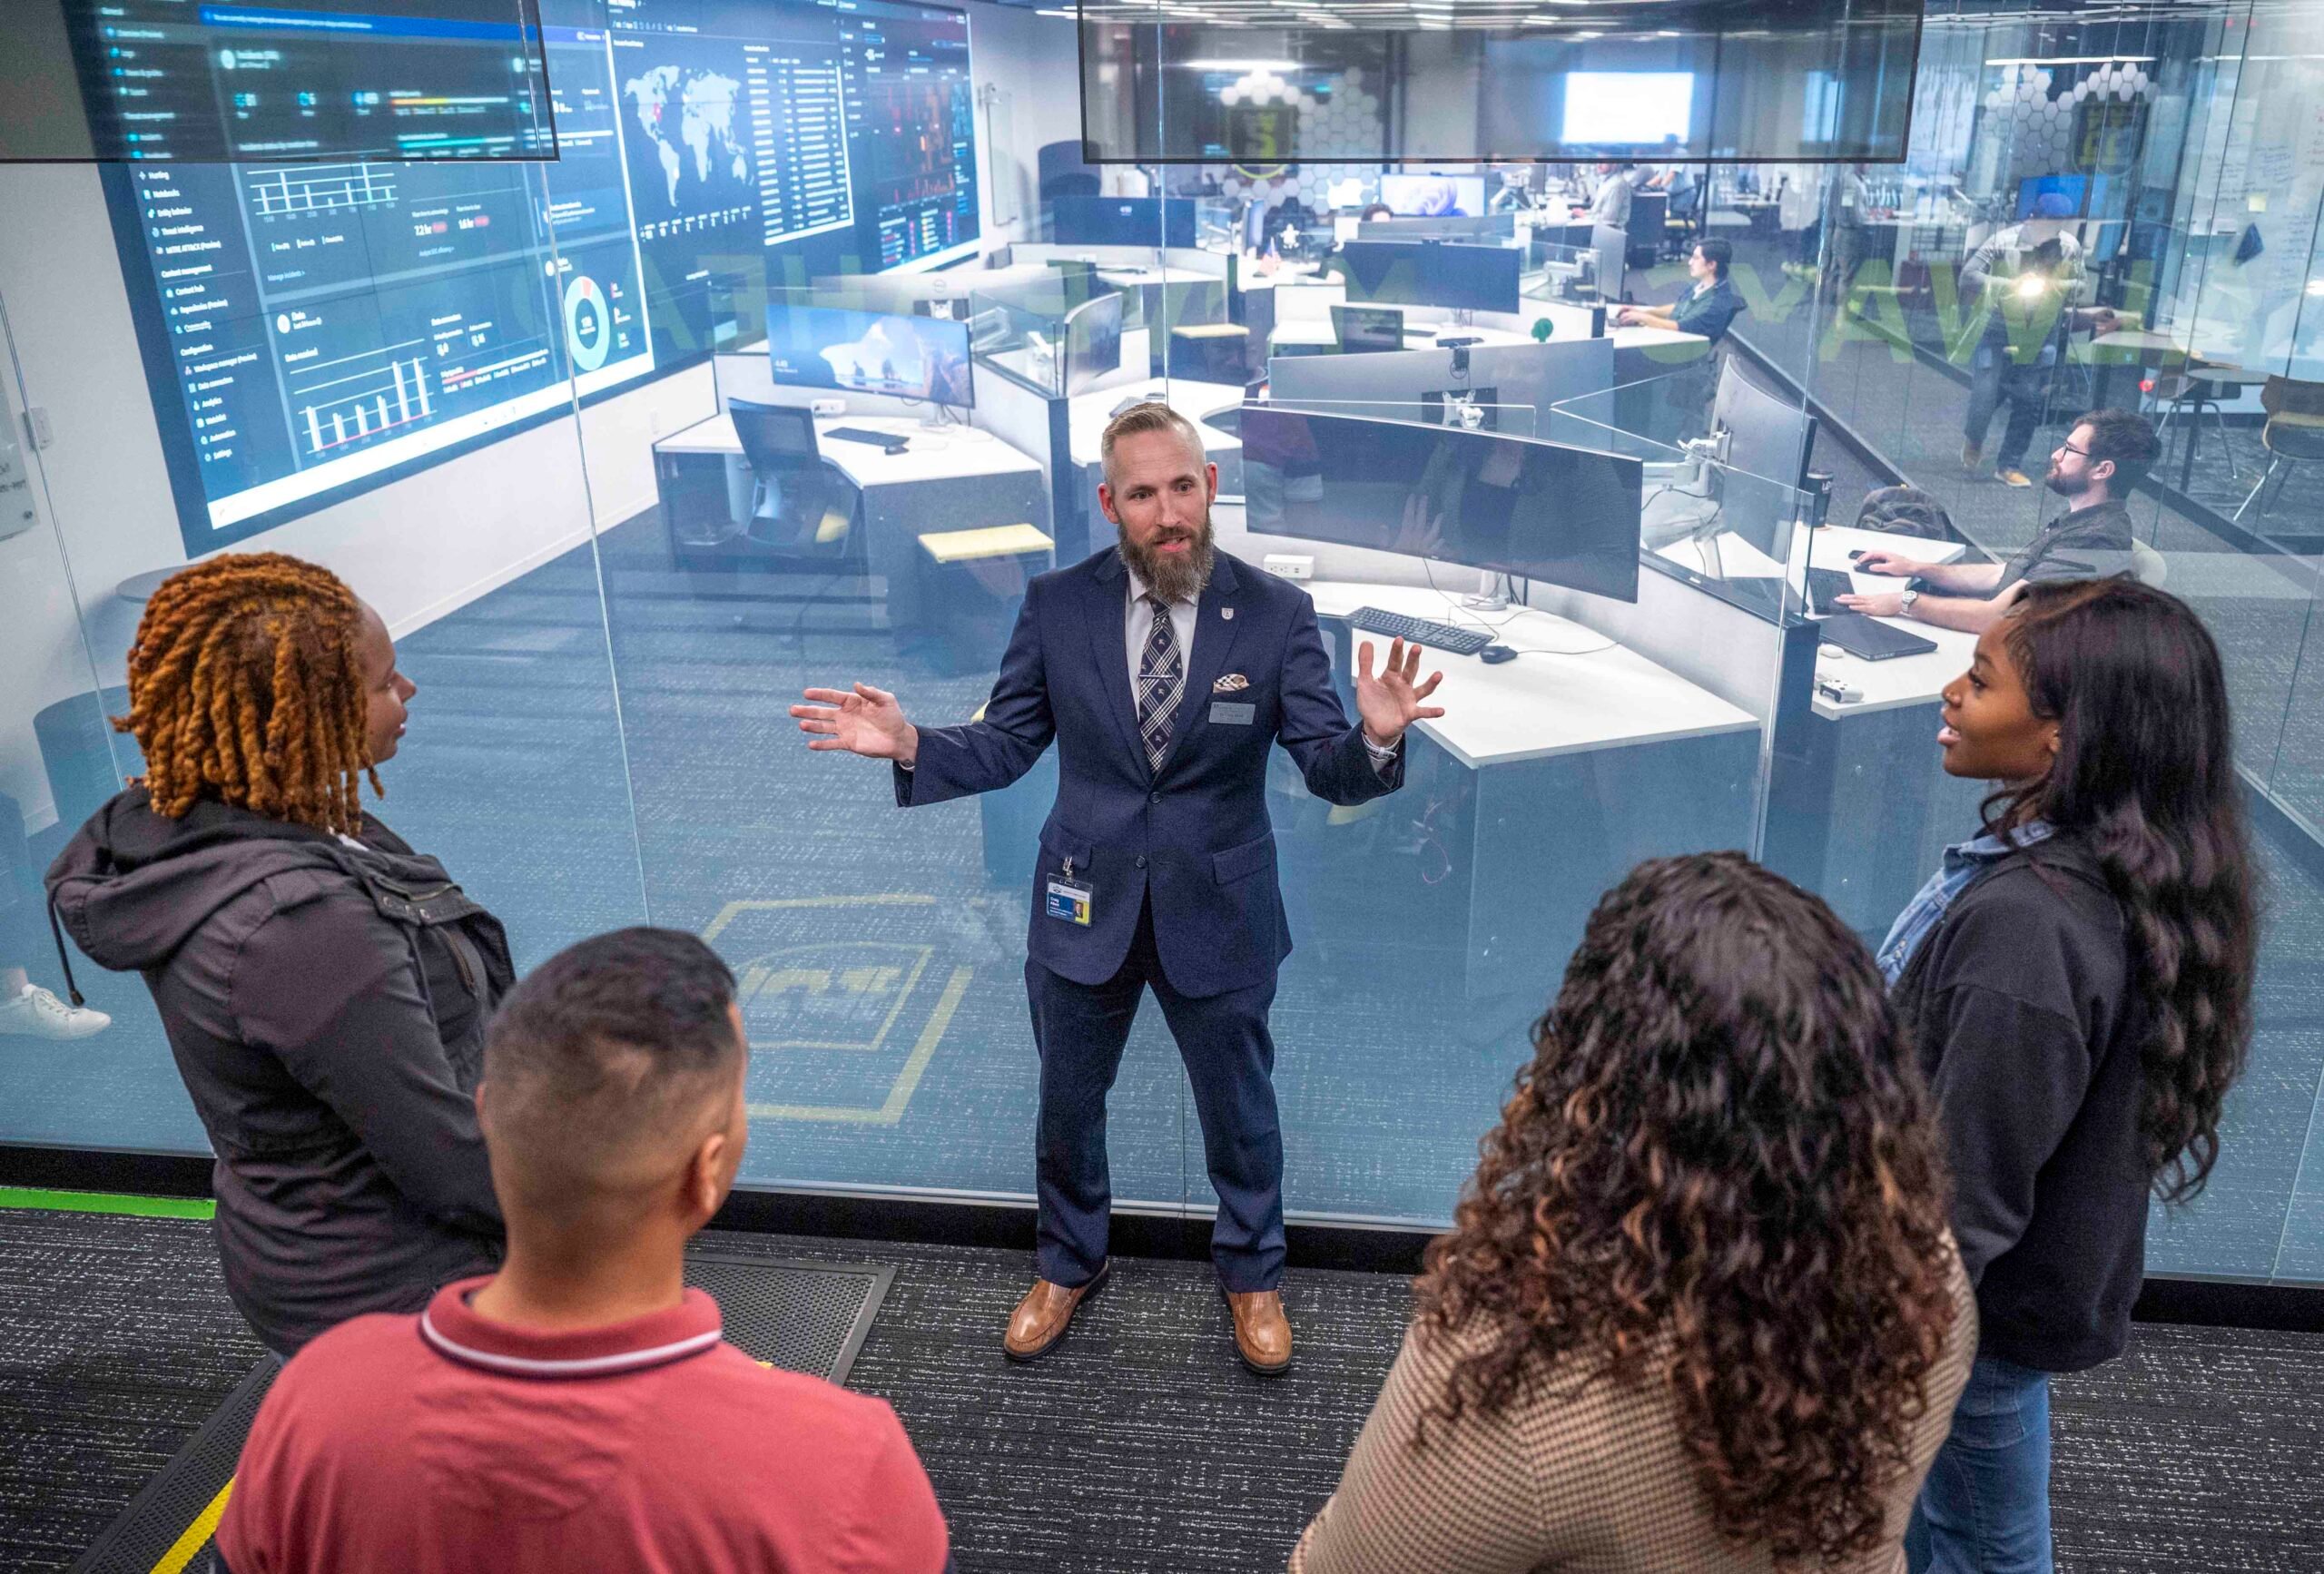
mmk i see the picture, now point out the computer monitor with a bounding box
[1378,173,1490,217]
[1063,291,1126,394]
[1238,408,1641,603]
[1332,304,1405,354]
[765,303,976,411]
[1340,240,1521,313]
[1051,194,1198,249]
[1707,361,1817,559]
[2014,173,2110,220]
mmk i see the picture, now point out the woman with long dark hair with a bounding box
[1885,578,2258,1573]
[1291,852,1974,1572]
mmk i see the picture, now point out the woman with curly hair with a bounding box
[1291,851,1974,1573]
[46,553,511,1354]
[1886,578,2256,1574]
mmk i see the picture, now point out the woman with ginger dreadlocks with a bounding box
[46,553,509,1354]
[1290,852,1974,1574]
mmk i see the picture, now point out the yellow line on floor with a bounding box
[151,1478,233,1574]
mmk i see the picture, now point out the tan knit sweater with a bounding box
[1290,1252,1976,1574]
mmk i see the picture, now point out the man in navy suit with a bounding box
[793,402,1443,1374]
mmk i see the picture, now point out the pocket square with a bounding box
[1213,674,1249,694]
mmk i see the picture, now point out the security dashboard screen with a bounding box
[103,0,980,551]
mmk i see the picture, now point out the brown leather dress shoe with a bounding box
[1002,1264,1108,1362]
[1223,1286,1293,1376]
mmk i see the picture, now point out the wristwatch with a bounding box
[1899,588,1920,617]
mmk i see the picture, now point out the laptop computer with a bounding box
[1331,303,1404,354]
[1817,611,1937,663]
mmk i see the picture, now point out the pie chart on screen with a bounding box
[563,275,612,371]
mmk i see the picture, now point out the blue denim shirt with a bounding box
[1877,820,2054,986]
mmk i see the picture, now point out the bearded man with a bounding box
[792,400,1443,1376]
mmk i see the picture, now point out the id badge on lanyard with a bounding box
[1045,856,1094,926]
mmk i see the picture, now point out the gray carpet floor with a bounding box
[4,1206,2322,1573]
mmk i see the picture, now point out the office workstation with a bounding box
[9,2,2324,1566]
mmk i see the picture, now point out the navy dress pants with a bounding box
[1025,892,1285,1293]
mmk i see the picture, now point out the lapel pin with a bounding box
[1221,606,1234,620]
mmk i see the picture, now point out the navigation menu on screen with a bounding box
[102,0,981,550]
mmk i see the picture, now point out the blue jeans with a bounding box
[1907,1354,2054,1574]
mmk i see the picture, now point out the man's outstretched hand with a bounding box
[791,683,919,766]
[1354,636,1446,749]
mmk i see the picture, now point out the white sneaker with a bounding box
[0,984,112,1040]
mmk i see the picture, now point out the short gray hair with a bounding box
[1099,400,1205,487]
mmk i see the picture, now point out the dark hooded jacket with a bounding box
[47,789,510,1353]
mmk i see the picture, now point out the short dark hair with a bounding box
[1694,237,1732,280]
[484,928,741,1205]
[2073,408,2161,493]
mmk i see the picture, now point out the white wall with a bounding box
[969,4,1086,247]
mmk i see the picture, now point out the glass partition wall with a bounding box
[6,0,2324,1288]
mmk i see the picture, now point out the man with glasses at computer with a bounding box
[789,402,1443,1381]
[1837,408,2157,635]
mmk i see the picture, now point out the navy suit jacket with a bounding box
[896,547,1402,998]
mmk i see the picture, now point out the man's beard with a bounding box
[1120,511,1216,604]
[2045,464,2087,500]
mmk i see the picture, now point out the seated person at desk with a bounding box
[1614,240,1743,344]
[1576,162,1633,229]
[1838,408,2157,635]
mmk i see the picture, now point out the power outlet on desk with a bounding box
[811,398,847,418]
[1263,555,1315,581]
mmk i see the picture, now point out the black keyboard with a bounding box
[1806,566,1856,615]
[824,426,907,450]
[1347,606,1493,656]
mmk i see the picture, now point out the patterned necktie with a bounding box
[1136,591,1184,772]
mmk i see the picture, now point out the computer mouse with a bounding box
[1479,644,1518,664]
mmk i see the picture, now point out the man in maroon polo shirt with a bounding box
[215,928,950,1574]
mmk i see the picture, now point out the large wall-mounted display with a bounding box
[103,0,980,554]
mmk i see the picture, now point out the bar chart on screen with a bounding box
[242,164,403,220]
[288,345,438,458]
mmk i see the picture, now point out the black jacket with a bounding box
[47,790,510,1353]
[1890,832,2149,1372]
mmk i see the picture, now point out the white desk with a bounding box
[1799,525,1975,719]
[656,413,1043,490]
[1096,265,1216,289]
[1303,581,1756,769]
[1064,377,1245,471]
[1292,577,1762,1002]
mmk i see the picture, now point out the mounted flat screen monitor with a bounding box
[766,304,975,408]
[1239,408,1641,604]
[1079,0,1922,164]
[1340,241,1521,314]
[1378,173,1488,217]
[1562,74,1697,151]
[16,0,554,163]
[1064,291,1126,395]
[1051,194,1198,248]
[1708,362,1815,560]
[102,0,982,554]
[2016,173,2112,220]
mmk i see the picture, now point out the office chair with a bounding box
[2130,539,2168,587]
[728,398,859,561]
[2233,375,2324,522]
[2149,364,2244,492]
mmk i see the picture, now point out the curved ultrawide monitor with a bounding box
[1238,408,1641,605]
